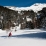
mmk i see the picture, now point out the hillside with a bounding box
[5,3,46,12]
[0,3,46,30]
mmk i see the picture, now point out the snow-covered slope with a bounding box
[0,28,46,46]
[0,24,46,46]
[5,3,46,12]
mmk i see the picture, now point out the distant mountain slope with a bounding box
[5,3,46,12]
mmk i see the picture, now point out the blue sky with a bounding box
[0,0,46,7]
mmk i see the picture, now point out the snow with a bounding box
[5,3,46,12]
[26,18,32,22]
[0,38,46,46]
[0,29,5,33]
[0,26,46,46]
[0,3,46,46]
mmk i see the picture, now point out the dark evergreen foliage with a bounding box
[0,5,46,30]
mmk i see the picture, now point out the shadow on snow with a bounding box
[1,32,46,39]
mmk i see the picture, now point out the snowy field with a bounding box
[0,28,46,46]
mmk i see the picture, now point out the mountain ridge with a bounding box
[5,3,46,12]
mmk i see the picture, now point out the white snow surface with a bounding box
[0,25,46,46]
[5,3,46,12]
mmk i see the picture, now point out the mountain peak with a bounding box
[5,3,46,12]
[33,3,46,6]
